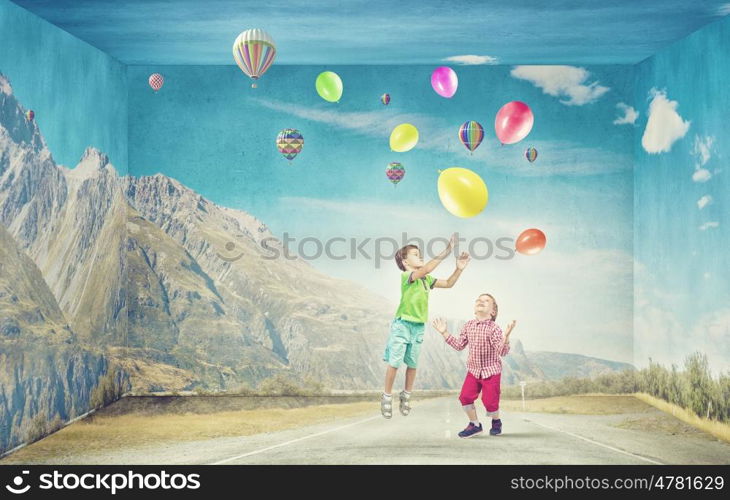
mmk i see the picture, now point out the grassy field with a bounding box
[500,394,656,415]
[1,400,377,464]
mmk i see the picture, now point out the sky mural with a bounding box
[634,15,729,374]
[129,63,636,364]
[8,0,730,65]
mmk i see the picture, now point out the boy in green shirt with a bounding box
[381,234,471,418]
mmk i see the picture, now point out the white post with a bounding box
[519,381,526,411]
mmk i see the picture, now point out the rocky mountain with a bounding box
[0,222,128,454]
[0,73,127,345]
[0,73,128,455]
[124,173,473,390]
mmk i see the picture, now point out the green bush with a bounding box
[508,352,728,423]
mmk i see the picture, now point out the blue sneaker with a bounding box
[458,422,483,438]
[489,419,502,436]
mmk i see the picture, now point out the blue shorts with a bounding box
[383,318,425,369]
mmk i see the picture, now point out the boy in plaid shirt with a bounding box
[432,294,516,437]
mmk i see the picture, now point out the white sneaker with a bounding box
[399,390,411,416]
[381,394,393,419]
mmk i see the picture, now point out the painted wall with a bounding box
[0,0,129,455]
[634,15,730,373]
[128,63,636,364]
[0,0,127,173]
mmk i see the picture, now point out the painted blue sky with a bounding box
[129,63,636,363]
[9,0,730,65]
[0,0,128,172]
[633,16,729,373]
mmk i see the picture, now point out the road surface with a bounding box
[6,396,729,465]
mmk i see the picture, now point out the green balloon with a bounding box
[315,71,343,102]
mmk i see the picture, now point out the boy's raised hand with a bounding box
[456,252,471,270]
[504,320,517,342]
[432,317,448,335]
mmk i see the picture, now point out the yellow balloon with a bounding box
[437,167,488,218]
[389,123,419,152]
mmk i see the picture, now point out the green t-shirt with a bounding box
[394,271,437,324]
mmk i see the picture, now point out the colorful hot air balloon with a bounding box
[148,73,164,91]
[25,110,34,121]
[458,121,484,153]
[233,29,276,88]
[386,162,405,186]
[525,147,538,162]
[276,129,304,160]
[381,93,391,105]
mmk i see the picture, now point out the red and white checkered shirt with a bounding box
[445,318,510,379]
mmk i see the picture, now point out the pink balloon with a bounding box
[494,101,534,144]
[431,66,458,98]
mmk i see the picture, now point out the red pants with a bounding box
[458,372,501,414]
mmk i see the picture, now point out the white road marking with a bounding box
[209,415,381,465]
[524,418,664,465]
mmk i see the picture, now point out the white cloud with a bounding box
[690,135,715,182]
[613,102,638,125]
[693,169,713,182]
[443,55,499,65]
[691,135,715,167]
[699,221,719,231]
[704,272,712,280]
[510,65,610,106]
[253,97,427,138]
[697,195,713,209]
[641,89,691,153]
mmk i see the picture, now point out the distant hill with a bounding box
[525,350,634,381]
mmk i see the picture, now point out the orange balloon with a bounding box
[516,228,546,255]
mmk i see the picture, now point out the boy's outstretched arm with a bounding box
[433,317,468,351]
[433,252,471,288]
[497,320,516,356]
[410,233,456,281]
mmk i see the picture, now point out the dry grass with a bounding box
[500,394,656,415]
[1,401,376,464]
[633,392,730,444]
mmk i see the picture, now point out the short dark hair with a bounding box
[479,293,498,320]
[395,245,419,271]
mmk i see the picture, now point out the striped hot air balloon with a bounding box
[233,29,276,88]
[148,73,164,91]
[386,162,405,186]
[458,120,484,153]
[380,93,391,105]
[25,110,34,121]
[276,129,304,160]
[525,147,538,162]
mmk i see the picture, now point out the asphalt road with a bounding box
[13,396,727,465]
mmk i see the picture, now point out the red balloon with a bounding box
[495,101,534,145]
[516,228,546,255]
